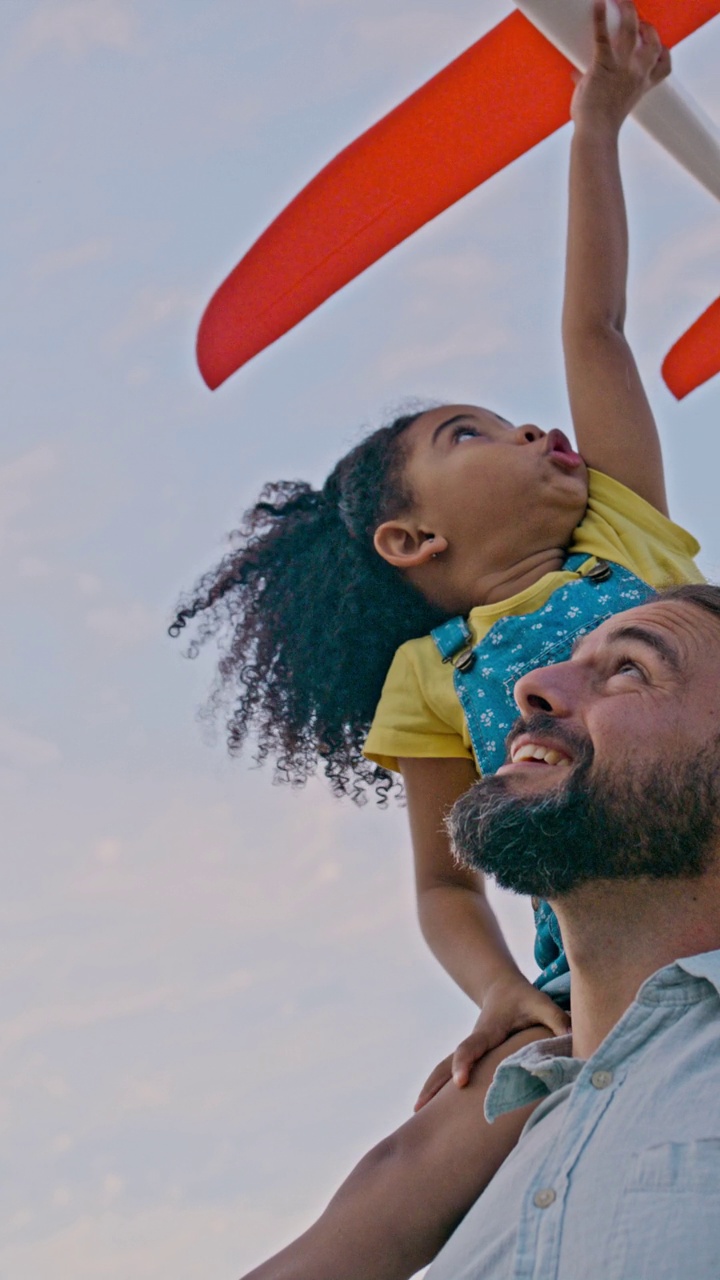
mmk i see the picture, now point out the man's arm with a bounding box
[562,1,671,515]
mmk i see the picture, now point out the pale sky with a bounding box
[4,2,720,1276]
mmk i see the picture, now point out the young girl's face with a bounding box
[378,404,589,613]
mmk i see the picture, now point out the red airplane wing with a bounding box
[663,296,720,398]
[198,0,719,389]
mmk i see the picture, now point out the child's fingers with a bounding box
[639,24,671,86]
[638,18,661,51]
[637,19,665,70]
[649,45,671,85]
[451,1041,484,1087]
[539,1002,572,1039]
[413,1055,453,1112]
[523,986,571,1038]
[451,1024,505,1083]
[591,0,615,70]
[616,0,640,64]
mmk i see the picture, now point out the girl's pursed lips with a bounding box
[544,428,584,469]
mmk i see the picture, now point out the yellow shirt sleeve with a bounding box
[362,640,473,773]
[572,470,702,588]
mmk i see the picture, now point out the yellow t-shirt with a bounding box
[363,470,702,773]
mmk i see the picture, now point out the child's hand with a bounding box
[570,1,670,131]
[414,975,570,1111]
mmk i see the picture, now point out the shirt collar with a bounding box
[665,949,720,998]
[485,949,720,1123]
[485,1035,577,1122]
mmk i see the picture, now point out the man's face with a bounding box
[450,600,720,897]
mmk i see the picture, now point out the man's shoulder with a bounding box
[488,953,720,1124]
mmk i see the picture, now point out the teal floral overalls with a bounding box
[430,554,654,1006]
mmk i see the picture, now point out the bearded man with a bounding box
[244,584,720,1280]
[427,581,720,1278]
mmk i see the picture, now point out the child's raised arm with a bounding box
[562,0,671,515]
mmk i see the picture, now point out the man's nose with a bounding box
[514,660,576,718]
[515,423,545,444]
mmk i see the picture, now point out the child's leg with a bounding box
[240,1025,549,1280]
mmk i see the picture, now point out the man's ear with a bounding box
[373,521,448,569]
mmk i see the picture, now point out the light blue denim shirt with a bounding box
[427,951,720,1280]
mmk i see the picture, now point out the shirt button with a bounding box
[533,1188,557,1209]
[590,1070,613,1090]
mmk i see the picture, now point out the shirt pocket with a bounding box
[608,1140,720,1279]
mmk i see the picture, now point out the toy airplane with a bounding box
[518,0,720,200]
[196,0,720,398]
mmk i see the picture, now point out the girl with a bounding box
[174,9,702,1274]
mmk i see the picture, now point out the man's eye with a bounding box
[614,656,646,680]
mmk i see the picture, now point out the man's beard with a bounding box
[449,715,720,898]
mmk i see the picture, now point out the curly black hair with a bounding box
[170,412,450,802]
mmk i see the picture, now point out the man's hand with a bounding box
[414,975,570,1111]
[570,0,670,131]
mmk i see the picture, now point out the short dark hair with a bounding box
[659,581,720,623]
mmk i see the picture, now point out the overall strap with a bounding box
[430,556,605,667]
[430,615,474,668]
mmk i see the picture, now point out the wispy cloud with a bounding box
[16,555,51,579]
[0,445,55,556]
[10,1,137,66]
[118,1072,173,1111]
[106,286,197,350]
[636,219,720,314]
[349,8,505,78]
[408,249,506,293]
[85,601,159,648]
[0,1200,310,1280]
[287,0,510,96]
[31,238,112,283]
[370,246,512,381]
[0,969,252,1053]
[0,718,60,770]
[376,320,510,382]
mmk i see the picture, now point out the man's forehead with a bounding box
[572,599,720,668]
